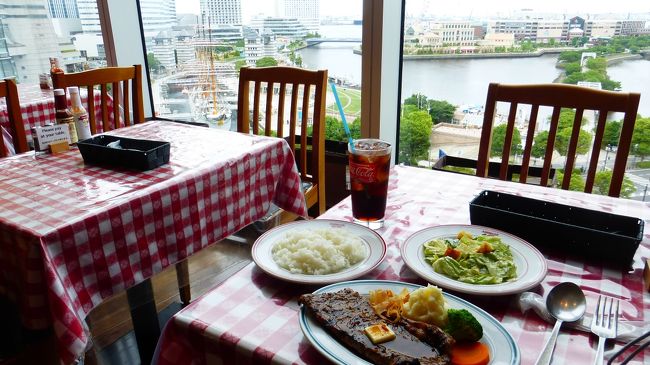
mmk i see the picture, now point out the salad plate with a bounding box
[299,279,520,365]
[252,219,386,284]
[401,224,547,296]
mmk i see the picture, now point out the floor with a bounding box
[0,229,256,365]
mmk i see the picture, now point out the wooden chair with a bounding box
[52,65,145,133]
[237,66,328,219]
[0,78,28,157]
[477,83,640,197]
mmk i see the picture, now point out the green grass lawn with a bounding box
[327,85,361,117]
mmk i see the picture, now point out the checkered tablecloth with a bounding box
[0,120,307,365]
[154,165,650,365]
[0,83,115,150]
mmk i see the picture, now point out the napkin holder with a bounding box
[77,135,170,171]
[469,190,644,268]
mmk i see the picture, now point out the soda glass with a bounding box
[348,139,392,229]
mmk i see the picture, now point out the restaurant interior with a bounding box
[0,1,649,365]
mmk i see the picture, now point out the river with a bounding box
[299,25,650,117]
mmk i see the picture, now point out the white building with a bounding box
[476,33,515,50]
[200,0,242,26]
[279,0,319,33]
[47,0,78,18]
[244,30,279,65]
[419,21,475,50]
[250,17,308,39]
[77,0,101,34]
[2,0,61,83]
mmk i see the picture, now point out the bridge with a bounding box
[304,37,362,46]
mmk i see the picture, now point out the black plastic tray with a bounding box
[469,190,644,268]
[77,135,170,171]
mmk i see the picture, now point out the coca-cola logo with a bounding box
[350,161,377,183]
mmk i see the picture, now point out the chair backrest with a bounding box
[52,65,145,134]
[237,66,328,215]
[0,78,28,157]
[477,82,640,197]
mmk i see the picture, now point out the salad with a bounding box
[423,231,517,284]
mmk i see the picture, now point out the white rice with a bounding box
[271,228,367,275]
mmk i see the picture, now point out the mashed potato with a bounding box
[402,284,448,327]
[271,228,367,275]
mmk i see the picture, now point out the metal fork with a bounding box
[590,295,619,365]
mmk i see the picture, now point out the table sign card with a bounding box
[34,124,70,151]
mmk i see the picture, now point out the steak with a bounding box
[299,288,454,365]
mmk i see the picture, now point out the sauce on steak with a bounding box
[299,288,454,365]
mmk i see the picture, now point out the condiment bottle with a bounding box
[68,86,92,140]
[49,57,64,76]
[53,88,78,144]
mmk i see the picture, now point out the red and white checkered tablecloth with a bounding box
[0,83,115,150]
[0,120,307,365]
[154,165,650,365]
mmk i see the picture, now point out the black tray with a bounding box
[77,135,170,171]
[469,190,644,268]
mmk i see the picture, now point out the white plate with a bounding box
[252,219,386,284]
[299,280,520,365]
[401,224,547,296]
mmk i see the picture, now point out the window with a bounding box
[398,0,650,200]
[0,0,106,83]
[141,0,363,138]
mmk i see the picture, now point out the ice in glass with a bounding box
[348,139,392,229]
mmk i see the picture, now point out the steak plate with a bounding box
[299,288,454,365]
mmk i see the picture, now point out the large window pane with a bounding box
[399,1,650,200]
[0,0,105,82]
[143,0,363,137]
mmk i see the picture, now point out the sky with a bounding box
[176,0,649,20]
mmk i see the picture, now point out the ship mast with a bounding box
[207,14,218,117]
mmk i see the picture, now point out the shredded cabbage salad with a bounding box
[423,231,517,284]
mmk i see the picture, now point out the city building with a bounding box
[279,0,320,33]
[1,0,61,83]
[77,0,101,34]
[200,0,242,26]
[47,0,78,18]
[0,19,17,78]
[244,29,278,65]
[418,21,475,51]
[250,17,309,39]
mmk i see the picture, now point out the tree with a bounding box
[490,124,521,158]
[555,170,586,192]
[531,131,549,158]
[563,62,582,75]
[555,127,593,156]
[255,56,278,67]
[147,53,161,72]
[427,100,455,124]
[586,57,607,73]
[557,109,587,130]
[603,121,621,147]
[404,93,428,110]
[632,117,650,160]
[593,170,635,198]
[235,60,247,72]
[559,51,582,63]
[399,110,433,165]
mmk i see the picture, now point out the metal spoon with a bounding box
[534,282,587,365]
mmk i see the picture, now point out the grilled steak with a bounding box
[299,288,454,365]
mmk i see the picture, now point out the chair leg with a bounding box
[175,260,191,306]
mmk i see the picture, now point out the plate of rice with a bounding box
[252,219,387,284]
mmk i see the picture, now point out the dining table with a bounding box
[0,83,116,152]
[0,120,308,365]
[153,164,650,365]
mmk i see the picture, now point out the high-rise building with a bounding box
[1,0,61,83]
[77,0,101,34]
[47,0,78,18]
[279,0,319,33]
[139,0,177,39]
[200,0,242,26]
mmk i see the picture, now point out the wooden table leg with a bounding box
[175,260,191,307]
[126,279,160,365]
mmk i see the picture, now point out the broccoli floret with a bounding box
[445,308,483,342]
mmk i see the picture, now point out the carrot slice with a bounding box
[450,342,490,365]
